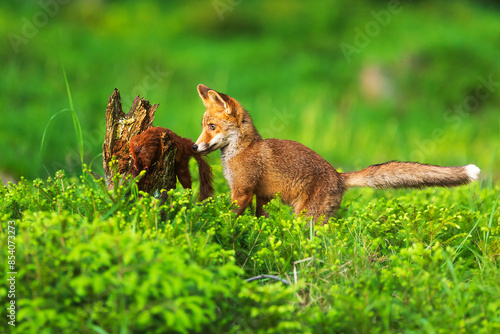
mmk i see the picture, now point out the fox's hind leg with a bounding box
[299,191,343,224]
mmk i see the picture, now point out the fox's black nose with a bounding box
[192,144,198,151]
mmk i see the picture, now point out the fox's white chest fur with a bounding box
[220,146,240,189]
[220,154,233,188]
[219,130,243,189]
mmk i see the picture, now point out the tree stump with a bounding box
[102,89,177,198]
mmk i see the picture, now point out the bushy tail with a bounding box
[193,153,214,201]
[341,161,480,189]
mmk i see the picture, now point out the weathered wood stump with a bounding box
[102,89,177,198]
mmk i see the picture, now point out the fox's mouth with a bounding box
[194,132,231,154]
[194,142,229,155]
[193,142,215,154]
[201,146,216,154]
[206,142,226,154]
[207,144,219,153]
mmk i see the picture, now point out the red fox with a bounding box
[192,84,480,223]
[130,126,213,201]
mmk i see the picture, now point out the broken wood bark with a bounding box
[102,88,177,198]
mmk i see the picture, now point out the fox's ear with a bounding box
[197,84,234,115]
[197,84,212,104]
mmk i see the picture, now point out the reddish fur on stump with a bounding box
[129,127,214,200]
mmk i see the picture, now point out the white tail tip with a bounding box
[465,164,480,181]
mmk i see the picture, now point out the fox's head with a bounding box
[193,84,255,154]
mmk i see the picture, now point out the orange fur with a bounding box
[193,84,480,223]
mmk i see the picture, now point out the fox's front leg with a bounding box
[256,196,270,218]
[231,189,254,217]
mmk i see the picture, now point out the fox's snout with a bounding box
[193,118,222,154]
[192,138,211,153]
[192,142,209,152]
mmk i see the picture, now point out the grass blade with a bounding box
[61,62,84,171]
[40,108,71,153]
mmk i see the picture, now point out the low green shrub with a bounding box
[3,212,239,333]
[0,168,499,333]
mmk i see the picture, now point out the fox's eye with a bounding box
[209,123,217,131]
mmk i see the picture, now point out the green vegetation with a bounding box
[1,0,499,332]
[1,167,499,332]
[1,0,499,180]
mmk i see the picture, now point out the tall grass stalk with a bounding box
[482,194,500,268]
[62,63,84,171]
[40,63,84,173]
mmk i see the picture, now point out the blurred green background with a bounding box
[1,0,499,183]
